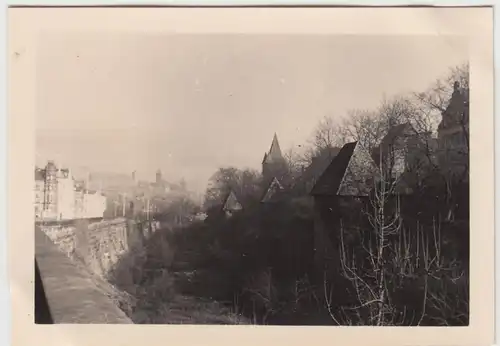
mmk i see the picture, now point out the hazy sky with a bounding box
[36,33,468,193]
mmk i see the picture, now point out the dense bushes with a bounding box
[108,199,319,324]
[109,181,469,325]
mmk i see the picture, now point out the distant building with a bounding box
[34,168,47,219]
[153,169,172,194]
[56,167,76,220]
[74,183,86,218]
[155,169,163,184]
[34,161,107,221]
[82,191,107,219]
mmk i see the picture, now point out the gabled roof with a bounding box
[310,142,378,197]
[285,146,340,196]
[222,191,243,212]
[261,177,284,203]
[310,142,356,196]
[304,147,340,183]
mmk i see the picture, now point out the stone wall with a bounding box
[35,229,133,323]
[40,218,161,278]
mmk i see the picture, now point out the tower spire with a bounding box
[266,132,284,162]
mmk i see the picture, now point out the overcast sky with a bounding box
[35,33,468,193]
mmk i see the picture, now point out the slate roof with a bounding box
[310,142,357,196]
[298,147,340,191]
[310,141,379,197]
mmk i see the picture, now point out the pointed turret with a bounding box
[264,133,284,164]
[262,133,289,185]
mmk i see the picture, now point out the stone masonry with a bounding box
[40,218,161,278]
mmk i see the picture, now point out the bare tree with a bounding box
[204,167,262,209]
[242,268,282,324]
[311,116,345,151]
[283,146,310,178]
[413,62,469,115]
[323,152,466,326]
[413,62,470,220]
[337,109,385,153]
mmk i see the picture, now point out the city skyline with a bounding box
[36,33,468,193]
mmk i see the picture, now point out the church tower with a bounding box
[261,133,288,185]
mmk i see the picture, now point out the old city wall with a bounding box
[40,218,161,278]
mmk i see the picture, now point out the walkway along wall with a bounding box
[35,228,132,323]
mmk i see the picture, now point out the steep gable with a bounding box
[222,191,243,212]
[261,177,284,203]
[310,142,379,197]
[263,133,285,164]
[288,146,340,196]
[310,142,357,196]
[337,142,379,197]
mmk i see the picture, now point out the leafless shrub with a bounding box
[242,268,282,324]
[323,156,467,326]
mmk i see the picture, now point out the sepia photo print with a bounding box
[9,7,492,338]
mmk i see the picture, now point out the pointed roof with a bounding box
[222,191,243,212]
[295,146,341,191]
[263,133,285,164]
[261,177,284,203]
[311,142,378,197]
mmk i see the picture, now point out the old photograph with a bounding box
[25,8,480,329]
